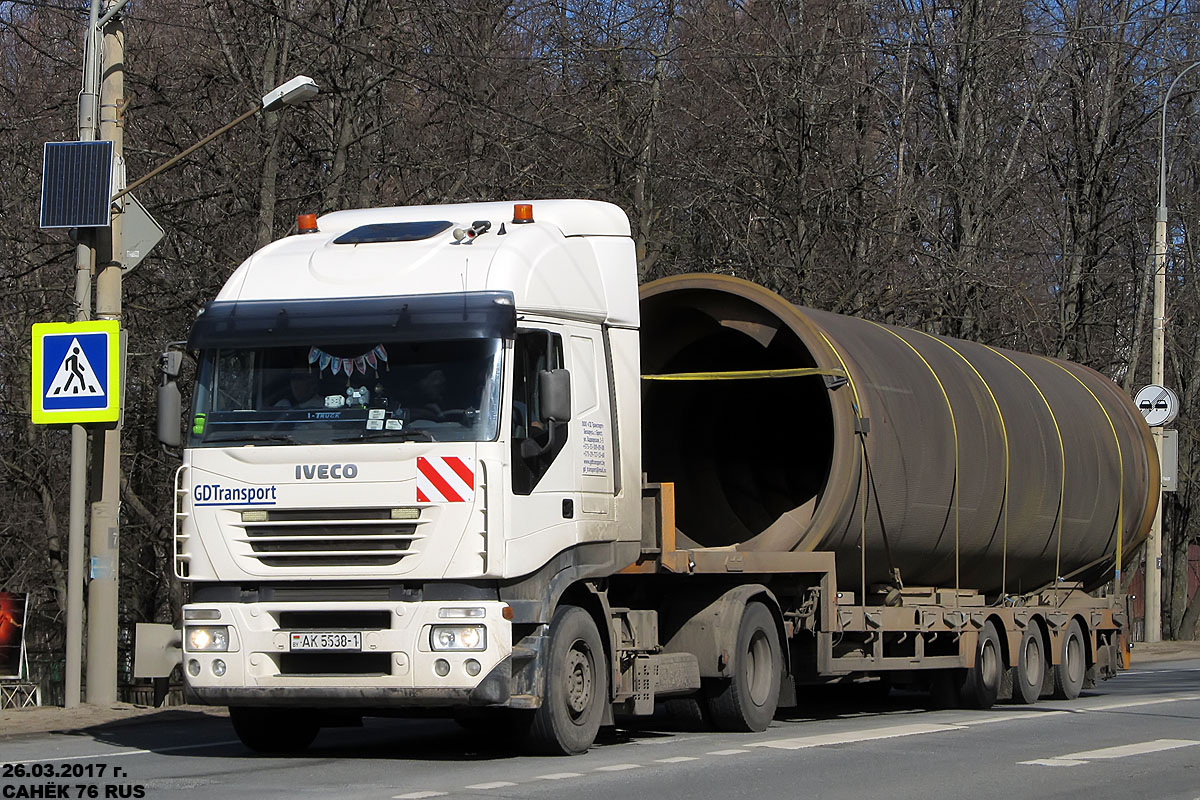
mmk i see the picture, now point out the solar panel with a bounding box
[40,141,114,229]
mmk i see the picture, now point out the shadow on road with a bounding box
[55,661,1199,760]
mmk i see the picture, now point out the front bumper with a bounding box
[182,600,512,708]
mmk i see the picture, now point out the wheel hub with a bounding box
[566,644,593,717]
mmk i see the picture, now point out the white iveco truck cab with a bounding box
[161,201,648,754]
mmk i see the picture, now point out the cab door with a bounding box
[504,323,614,576]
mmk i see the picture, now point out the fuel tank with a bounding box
[639,275,1158,595]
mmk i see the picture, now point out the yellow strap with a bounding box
[982,346,1067,597]
[1040,359,1125,585]
[910,332,1012,597]
[867,323,961,603]
[641,367,847,381]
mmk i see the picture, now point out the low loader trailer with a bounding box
[143,200,1155,754]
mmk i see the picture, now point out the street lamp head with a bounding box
[261,75,319,113]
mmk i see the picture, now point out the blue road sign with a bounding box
[31,320,120,424]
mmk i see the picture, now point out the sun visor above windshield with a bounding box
[188,291,516,350]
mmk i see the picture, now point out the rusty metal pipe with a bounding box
[639,275,1158,594]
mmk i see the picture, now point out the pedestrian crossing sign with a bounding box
[31,320,121,424]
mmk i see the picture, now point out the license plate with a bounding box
[289,631,362,651]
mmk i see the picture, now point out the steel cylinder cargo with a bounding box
[639,275,1159,594]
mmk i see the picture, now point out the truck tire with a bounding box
[1011,623,1045,705]
[526,604,608,755]
[706,601,781,732]
[229,707,320,753]
[1051,619,1086,700]
[960,621,1002,709]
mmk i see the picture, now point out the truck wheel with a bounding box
[960,621,1002,709]
[706,601,781,732]
[1011,623,1045,705]
[229,707,320,753]
[527,605,608,755]
[1051,619,1086,700]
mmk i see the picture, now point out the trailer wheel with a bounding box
[960,621,1002,709]
[1051,619,1086,700]
[706,601,781,732]
[229,707,320,753]
[526,605,607,755]
[1011,623,1045,705]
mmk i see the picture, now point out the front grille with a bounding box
[268,586,394,602]
[237,508,424,568]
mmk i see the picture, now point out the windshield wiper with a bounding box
[201,432,297,444]
[332,429,435,443]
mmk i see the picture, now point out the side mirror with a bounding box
[157,347,185,448]
[539,368,572,422]
[157,381,182,447]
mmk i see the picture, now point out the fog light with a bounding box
[430,625,486,651]
[434,659,450,677]
[465,659,481,677]
[186,626,230,652]
[212,659,226,677]
[187,659,200,677]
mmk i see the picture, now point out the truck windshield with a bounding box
[189,338,502,446]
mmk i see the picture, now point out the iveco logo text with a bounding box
[295,464,359,480]
[193,484,278,506]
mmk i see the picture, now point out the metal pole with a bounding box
[66,0,104,709]
[1147,60,1200,643]
[1148,208,1165,642]
[85,2,124,705]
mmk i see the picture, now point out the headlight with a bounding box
[186,626,230,652]
[430,625,486,651]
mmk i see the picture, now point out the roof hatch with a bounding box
[333,220,454,244]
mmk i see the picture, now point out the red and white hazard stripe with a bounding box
[416,456,475,503]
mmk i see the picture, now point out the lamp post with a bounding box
[1146,59,1200,644]
[78,70,318,705]
[111,76,318,204]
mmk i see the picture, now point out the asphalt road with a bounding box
[2,659,1198,800]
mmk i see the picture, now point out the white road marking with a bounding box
[749,722,963,750]
[594,763,641,772]
[1021,739,1200,767]
[536,772,583,780]
[1081,693,1200,712]
[957,712,1070,726]
[393,792,447,799]
[464,782,517,790]
[2,739,242,765]
[707,748,749,755]
[655,756,699,763]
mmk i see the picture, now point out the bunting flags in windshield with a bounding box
[307,344,388,378]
